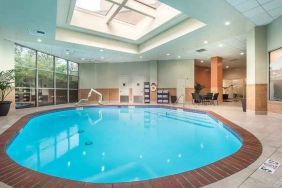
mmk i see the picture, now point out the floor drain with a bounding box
[78,130,85,134]
[85,141,93,146]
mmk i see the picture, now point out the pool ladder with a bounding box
[76,88,103,106]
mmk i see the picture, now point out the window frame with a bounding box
[15,44,79,108]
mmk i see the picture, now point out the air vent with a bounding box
[28,28,46,37]
[196,49,207,53]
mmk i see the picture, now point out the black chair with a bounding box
[211,93,219,105]
[194,93,203,104]
[202,92,213,105]
[171,96,177,103]
[191,93,195,104]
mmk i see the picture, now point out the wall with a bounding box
[79,61,153,89]
[79,59,195,103]
[194,66,210,94]
[267,15,282,51]
[267,15,282,114]
[0,38,15,112]
[223,67,246,80]
[157,59,194,88]
[158,59,194,102]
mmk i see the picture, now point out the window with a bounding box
[134,0,161,9]
[114,8,147,25]
[15,46,36,108]
[68,61,79,103]
[37,52,55,106]
[270,48,282,101]
[76,0,113,16]
[15,45,79,108]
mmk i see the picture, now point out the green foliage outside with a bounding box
[15,45,78,89]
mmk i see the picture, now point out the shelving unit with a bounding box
[157,89,169,104]
[144,82,150,103]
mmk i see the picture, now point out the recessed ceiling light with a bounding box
[81,58,85,60]
[65,50,70,55]
[218,44,223,48]
[166,53,171,56]
[225,21,231,26]
[100,49,104,52]
[139,56,143,59]
[240,52,245,55]
[200,60,204,63]
[203,40,208,44]
[177,56,181,59]
[37,38,42,42]
[226,65,230,69]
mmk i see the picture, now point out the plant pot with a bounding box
[241,98,246,112]
[0,101,12,116]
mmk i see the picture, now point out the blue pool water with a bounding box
[7,107,242,183]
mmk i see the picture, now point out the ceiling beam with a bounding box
[106,0,128,24]
[125,0,156,18]
[107,0,156,18]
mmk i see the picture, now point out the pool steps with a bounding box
[144,111,216,128]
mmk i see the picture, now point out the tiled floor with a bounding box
[0,102,282,187]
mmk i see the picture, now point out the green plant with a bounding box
[194,82,204,94]
[0,70,14,102]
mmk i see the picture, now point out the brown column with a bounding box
[211,57,223,103]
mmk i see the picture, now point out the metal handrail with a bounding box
[76,89,103,106]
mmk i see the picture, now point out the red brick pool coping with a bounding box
[0,105,262,188]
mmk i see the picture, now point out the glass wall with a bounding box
[270,48,282,101]
[15,45,79,109]
[69,61,79,103]
[15,46,37,108]
[55,58,68,104]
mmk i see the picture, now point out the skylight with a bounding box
[71,0,184,41]
[75,0,164,25]
[114,8,149,25]
[76,0,113,16]
[135,0,160,9]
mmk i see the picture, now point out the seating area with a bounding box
[192,92,219,105]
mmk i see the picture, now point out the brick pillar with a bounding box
[211,56,223,104]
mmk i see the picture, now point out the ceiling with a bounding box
[0,0,270,69]
[225,0,282,26]
[68,0,185,41]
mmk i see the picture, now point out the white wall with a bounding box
[267,15,282,51]
[0,38,15,71]
[79,59,195,89]
[223,67,246,80]
[79,61,154,89]
[0,38,15,111]
[247,26,268,85]
[157,59,194,88]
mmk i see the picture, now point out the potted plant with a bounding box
[194,82,204,94]
[0,70,14,116]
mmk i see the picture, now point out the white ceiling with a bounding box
[225,0,282,26]
[0,0,258,69]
